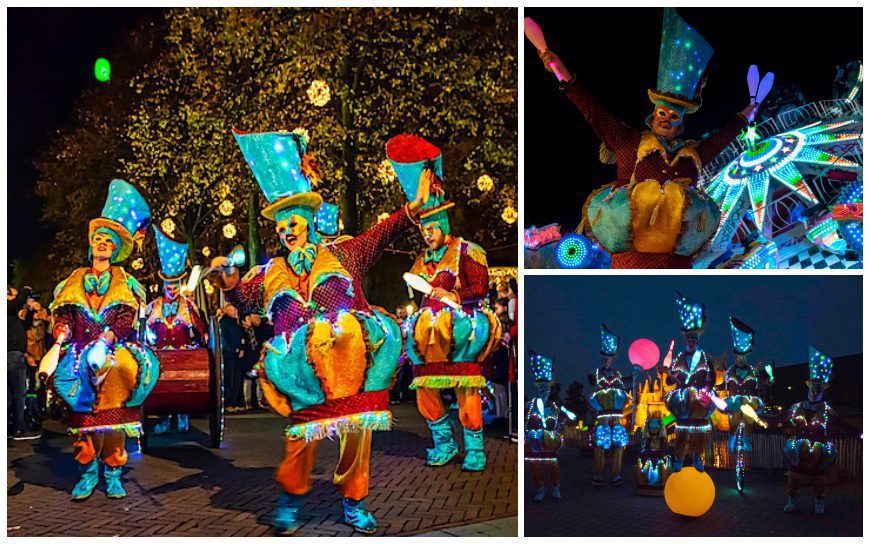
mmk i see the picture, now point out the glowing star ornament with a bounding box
[161,218,176,236]
[476,174,494,192]
[219,199,234,216]
[554,233,591,269]
[501,205,518,224]
[704,120,862,234]
[223,223,237,239]
[306,80,331,107]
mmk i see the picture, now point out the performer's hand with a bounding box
[741,102,759,120]
[54,324,71,342]
[538,50,573,82]
[430,287,457,303]
[211,256,232,271]
[409,170,433,214]
[99,330,116,345]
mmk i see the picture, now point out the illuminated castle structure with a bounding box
[694,61,863,269]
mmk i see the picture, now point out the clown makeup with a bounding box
[651,105,683,140]
[807,381,825,403]
[90,230,119,263]
[735,354,747,367]
[601,354,614,368]
[684,334,699,353]
[163,281,181,301]
[421,222,446,251]
[276,214,309,252]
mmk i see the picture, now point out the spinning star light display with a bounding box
[704,120,861,234]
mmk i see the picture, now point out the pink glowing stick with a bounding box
[524,17,566,82]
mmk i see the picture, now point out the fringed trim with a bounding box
[285,410,393,442]
[69,421,142,437]
[410,375,487,390]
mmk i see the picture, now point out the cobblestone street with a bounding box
[524,448,861,537]
[7,404,517,537]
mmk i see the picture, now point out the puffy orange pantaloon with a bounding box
[416,388,483,430]
[73,432,128,467]
[275,430,371,500]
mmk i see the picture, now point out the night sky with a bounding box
[8,8,163,264]
[523,7,864,230]
[524,275,862,393]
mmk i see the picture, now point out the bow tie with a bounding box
[287,244,318,276]
[424,244,449,264]
[83,271,111,296]
[164,300,180,317]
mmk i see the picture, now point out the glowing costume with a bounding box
[566,8,747,268]
[782,346,851,514]
[589,324,630,486]
[48,179,158,500]
[389,134,501,472]
[220,129,417,534]
[724,318,767,442]
[525,352,575,501]
[144,227,208,434]
[634,413,672,495]
[666,291,715,472]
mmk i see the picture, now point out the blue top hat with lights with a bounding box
[647,8,714,117]
[89,179,152,263]
[675,290,706,334]
[600,323,620,356]
[807,345,833,386]
[233,129,323,222]
[530,351,554,384]
[730,316,755,355]
[386,134,454,234]
[153,225,189,282]
[314,201,341,237]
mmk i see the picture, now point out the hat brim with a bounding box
[806,379,831,389]
[159,270,189,282]
[648,89,700,114]
[420,201,455,220]
[262,192,323,220]
[89,218,134,262]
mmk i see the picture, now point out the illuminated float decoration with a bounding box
[664,467,715,517]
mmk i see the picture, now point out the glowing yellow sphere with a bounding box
[664,468,715,517]
[219,199,234,217]
[501,205,518,224]
[377,159,397,184]
[161,218,176,235]
[477,174,494,192]
[201,246,211,257]
[223,223,237,239]
[377,212,390,224]
[307,80,331,107]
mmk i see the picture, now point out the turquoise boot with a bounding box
[104,465,127,498]
[343,498,377,534]
[425,415,459,467]
[177,414,189,433]
[461,428,486,472]
[71,459,99,501]
[273,492,304,535]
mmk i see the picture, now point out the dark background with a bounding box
[8,9,164,270]
[523,7,864,230]
[524,275,862,393]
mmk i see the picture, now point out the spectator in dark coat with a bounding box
[8,285,40,440]
[220,304,247,412]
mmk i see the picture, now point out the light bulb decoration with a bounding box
[306,79,331,107]
[704,120,861,236]
[219,199,234,216]
[94,57,111,82]
[555,233,592,269]
[223,223,237,239]
[501,205,518,225]
[476,174,494,192]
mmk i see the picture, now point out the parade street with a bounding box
[524,448,862,537]
[7,404,517,537]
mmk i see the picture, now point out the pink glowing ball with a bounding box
[628,339,660,370]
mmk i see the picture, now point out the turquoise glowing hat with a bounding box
[807,345,833,386]
[386,134,454,231]
[730,316,755,355]
[529,351,554,384]
[648,8,714,115]
[314,201,341,237]
[675,290,706,334]
[89,179,152,263]
[600,323,620,356]
[153,225,189,282]
[233,129,323,220]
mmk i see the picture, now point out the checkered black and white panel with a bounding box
[781,245,863,269]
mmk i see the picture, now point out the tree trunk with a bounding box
[247,191,260,267]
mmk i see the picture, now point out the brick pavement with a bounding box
[524,448,862,537]
[7,403,517,537]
